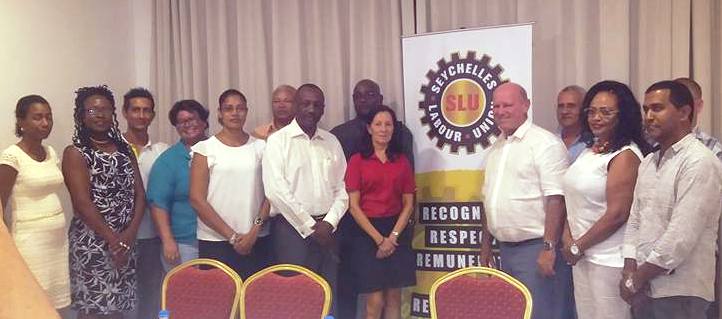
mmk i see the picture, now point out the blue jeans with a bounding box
[160,241,199,272]
[499,239,576,319]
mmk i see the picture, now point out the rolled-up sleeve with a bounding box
[535,141,569,197]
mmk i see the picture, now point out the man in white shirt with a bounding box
[121,88,168,319]
[480,82,575,319]
[621,80,722,319]
[556,85,587,163]
[263,83,349,309]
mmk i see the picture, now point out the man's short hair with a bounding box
[673,77,702,100]
[122,87,155,111]
[559,85,586,100]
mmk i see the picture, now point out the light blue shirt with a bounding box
[556,129,586,164]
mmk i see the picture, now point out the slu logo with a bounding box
[419,51,504,153]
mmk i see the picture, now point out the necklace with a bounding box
[592,140,611,154]
[89,136,113,145]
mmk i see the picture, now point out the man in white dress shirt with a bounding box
[621,80,722,319]
[263,83,349,310]
[480,82,575,319]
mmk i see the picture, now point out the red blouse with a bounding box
[345,153,416,218]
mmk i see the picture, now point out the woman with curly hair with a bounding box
[561,80,652,319]
[62,85,145,318]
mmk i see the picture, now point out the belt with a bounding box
[499,237,542,247]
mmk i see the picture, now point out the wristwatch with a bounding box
[570,242,582,257]
[542,240,555,251]
[254,217,265,226]
[624,276,637,294]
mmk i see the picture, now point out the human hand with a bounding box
[233,229,258,256]
[162,239,180,265]
[311,221,334,249]
[376,237,396,259]
[537,249,556,277]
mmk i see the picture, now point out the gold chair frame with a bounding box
[429,266,533,319]
[161,258,242,319]
[240,263,332,319]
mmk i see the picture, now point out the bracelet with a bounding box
[229,232,240,245]
[391,231,400,237]
[119,241,130,250]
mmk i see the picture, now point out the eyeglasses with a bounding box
[177,118,203,128]
[85,108,114,117]
[585,108,619,119]
[220,105,248,113]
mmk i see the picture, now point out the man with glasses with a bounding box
[121,88,169,319]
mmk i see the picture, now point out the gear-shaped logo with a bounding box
[419,51,504,153]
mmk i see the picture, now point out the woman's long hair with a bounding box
[580,81,653,155]
[71,85,133,159]
[360,105,403,162]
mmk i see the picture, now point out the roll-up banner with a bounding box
[401,24,532,318]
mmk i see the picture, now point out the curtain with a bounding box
[414,0,721,137]
[151,0,405,142]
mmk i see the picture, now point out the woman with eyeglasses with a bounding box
[560,81,652,319]
[189,89,270,279]
[62,85,145,318]
[147,100,209,271]
[0,95,70,312]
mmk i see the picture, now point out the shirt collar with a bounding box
[669,133,695,154]
[288,119,325,140]
[507,117,533,140]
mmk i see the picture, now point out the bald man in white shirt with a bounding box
[481,82,575,319]
[263,84,348,314]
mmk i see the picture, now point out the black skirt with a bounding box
[348,215,416,293]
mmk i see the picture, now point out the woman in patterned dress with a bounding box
[0,95,70,311]
[62,85,145,319]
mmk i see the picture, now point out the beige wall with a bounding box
[0,0,138,221]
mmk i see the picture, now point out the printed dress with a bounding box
[69,146,137,314]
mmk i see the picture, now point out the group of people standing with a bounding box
[482,78,722,319]
[0,79,416,319]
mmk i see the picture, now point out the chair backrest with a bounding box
[240,264,331,319]
[161,258,242,319]
[429,266,532,319]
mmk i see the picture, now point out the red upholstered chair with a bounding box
[240,264,331,319]
[161,258,242,319]
[429,266,532,319]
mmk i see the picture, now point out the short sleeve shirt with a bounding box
[345,153,415,218]
[147,141,197,244]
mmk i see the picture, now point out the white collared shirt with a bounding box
[262,119,349,238]
[623,134,722,301]
[126,137,169,239]
[483,118,569,242]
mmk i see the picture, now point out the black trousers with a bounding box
[198,239,260,280]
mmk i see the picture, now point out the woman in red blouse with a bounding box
[345,105,416,319]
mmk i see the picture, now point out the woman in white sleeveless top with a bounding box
[0,95,70,310]
[561,81,652,319]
